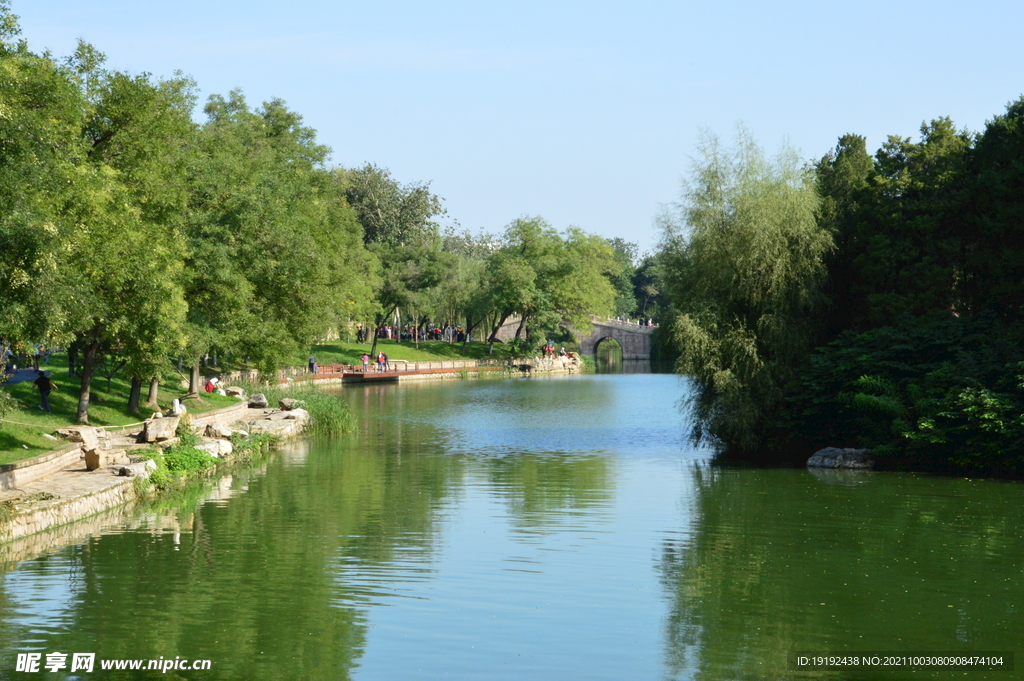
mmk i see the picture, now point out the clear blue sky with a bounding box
[17,0,1023,254]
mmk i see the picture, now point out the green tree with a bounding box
[851,119,973,327]
[339,163,448,355]
[485,218,617,346]
[185,91,374,378]
[964,96,1024,315]
[661,129,832,452]
[0,17,88,346]
[814,133,873,336]
[339,163,446,247]
[631,253,668,322]
[606,237,639,317]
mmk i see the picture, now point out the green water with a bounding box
[0,374,1022,679]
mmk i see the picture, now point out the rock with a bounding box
[225,386,246,398]
[119,459,157,478]
[248,393,269,409]
[279,397,305,411]
[85,449,130,471]
[54,428,83,442]
[143,415,180,443]
[227,421,251,435]
[205,423,244,440]
[284,408,310,422]
[195,438,233,458]
[248,419,300,436]
[79,428,101,451]
[807,447,874,470]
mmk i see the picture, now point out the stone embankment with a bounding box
[0,392,310,545]
[506,355,584,375]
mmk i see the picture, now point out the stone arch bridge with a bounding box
[578,318,654,360]
[493,316,655,359]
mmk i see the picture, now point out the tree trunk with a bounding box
[487,311,512,344]
[368,324,379,359]
[146,378,160,409]
[514,315,528,340]
[128,377,142,414]
[68,344,78,378]
[76,337,101,424]
[368,306,396,360]
[188,364,200,396]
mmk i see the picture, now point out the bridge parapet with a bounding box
[591,318,656,334]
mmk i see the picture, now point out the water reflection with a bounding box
[657,465,1024,680]
[0,422,464,679]
[3,374,1019,680]
[482,453,614,531]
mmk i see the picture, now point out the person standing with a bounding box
[362,354,370,372]
[34,370,58,413]
[308,355,316,373]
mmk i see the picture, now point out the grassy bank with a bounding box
[306,339,515,366]
[0,353,238,465]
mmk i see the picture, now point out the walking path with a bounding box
[0,367,52,386]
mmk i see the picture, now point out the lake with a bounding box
[0,373,1021,679]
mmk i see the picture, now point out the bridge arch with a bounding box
[577,319,653,360]
[593,336,622,354]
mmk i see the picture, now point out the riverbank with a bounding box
[0,354,585,545]
[0,400,310,545]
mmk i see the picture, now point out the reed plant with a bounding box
[239,381,353,437]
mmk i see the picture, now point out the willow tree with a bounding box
[661,129,832,452]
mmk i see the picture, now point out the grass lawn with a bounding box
[307,339,516,366]
[0,353,239,465]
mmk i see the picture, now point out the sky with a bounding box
[15,0,1024,254]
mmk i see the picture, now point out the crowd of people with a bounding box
[540,343,568,359]
[353,323,469,344]
[1,342,53,374]
[614,316,656,327]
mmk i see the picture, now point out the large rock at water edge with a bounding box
[143,415,180,443]
[807,447,874,470]
[205,423,247,440]
[85,449,130,471]
[225,386,246,398]
[196,438,233,458]
[248,393,269,409]
[119,459,158,478]
[279,397,305,411]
